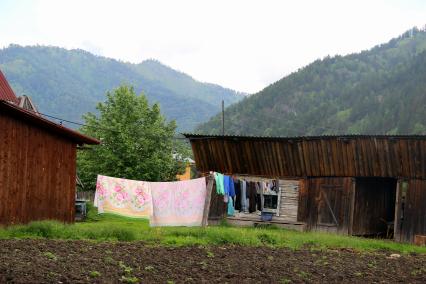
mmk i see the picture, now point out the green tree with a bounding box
[77,85,187,190]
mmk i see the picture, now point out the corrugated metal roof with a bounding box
[0,70,19,104]
[0,100,100,145]
[183,133,426,140]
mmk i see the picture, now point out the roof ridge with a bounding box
[0,69,18,104]
[182,133,426,139]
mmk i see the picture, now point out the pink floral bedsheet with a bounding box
[149,177,207,227]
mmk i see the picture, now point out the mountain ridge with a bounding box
[196,27,426,136]
[0,44,245,131]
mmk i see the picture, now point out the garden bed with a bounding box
[1,239,425,283]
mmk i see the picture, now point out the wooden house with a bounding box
[184,134,426,244]
[176,157,195,181]
[0,70,100,224]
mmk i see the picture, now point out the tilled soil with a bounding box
[0,240,425,283]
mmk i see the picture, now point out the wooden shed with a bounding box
[0,70,99,225]
[184,134,426,244]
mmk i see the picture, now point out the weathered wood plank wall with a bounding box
[298,177,354,234]
[188,135,426,179]
[0,112,76,224]
[395,179,426,243]
[278,179,300,222]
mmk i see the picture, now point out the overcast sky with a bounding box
[0,0,425,94]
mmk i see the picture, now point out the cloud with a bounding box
[0,0,425,93]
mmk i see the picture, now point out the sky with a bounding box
[0,0,425,94]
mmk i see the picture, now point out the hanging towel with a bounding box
[227,196,235,216]
[241,180,248,212]
[150,177,207,227]
[223,175,231,196]
[214,172,225,195]
[223,175,230,203]
[94,175,152,218]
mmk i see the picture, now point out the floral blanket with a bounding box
[94,175,207,226]
[94,175,152,219]
[149,177,207,227]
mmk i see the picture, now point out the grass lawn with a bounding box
[0,204,425,254]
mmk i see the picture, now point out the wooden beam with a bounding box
[201,175,214,227]
[393,180,401,242]
[348,178,356,235]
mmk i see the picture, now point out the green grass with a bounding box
[0,204,425,254]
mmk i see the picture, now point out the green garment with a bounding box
[227,197,235,216]
[214,173,225,195]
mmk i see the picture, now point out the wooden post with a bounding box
[221,100,225,136]
[348,178,356,235]
[414,235,426,246]
[393,180,401,241]
[201,175,214,227]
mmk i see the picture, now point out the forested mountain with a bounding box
[0,45,244,131]
[197,28,426,136]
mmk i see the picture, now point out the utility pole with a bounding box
[221,99,225,136]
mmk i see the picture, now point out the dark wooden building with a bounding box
[0,70,99,224]
[184,134,426,244]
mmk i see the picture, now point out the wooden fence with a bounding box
[76,191,95,202]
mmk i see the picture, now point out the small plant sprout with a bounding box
[89,271,101,278]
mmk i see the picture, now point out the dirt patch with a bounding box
[0,240,425,283]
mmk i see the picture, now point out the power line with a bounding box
[39,112,120,133]
[37,110,346,141]
[38,111,191,140]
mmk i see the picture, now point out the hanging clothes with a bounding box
[150,177,207,227]
[228,177,236,197]
[234,179,241,211]
[241,180,248,212]
[255,182,262,211]
[94,175,152,218]
[223,175,230,203]
[223,175,230,196]
[214,172,225,195]
[248,181,257,213]
[227,196,235,216]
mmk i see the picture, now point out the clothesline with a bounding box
[95,175,207,227]
[94,172,281,227]
[212,172,279,220]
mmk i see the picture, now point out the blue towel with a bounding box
[223,175,230,196]
[228,177,235,197]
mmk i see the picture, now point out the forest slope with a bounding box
[197,28,426,136]
[0,45,244,131]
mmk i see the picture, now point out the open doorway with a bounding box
[352,178,397,238]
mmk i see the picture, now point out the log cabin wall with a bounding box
[0,110,77,224]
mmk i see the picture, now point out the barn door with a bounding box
[305,178,353,234]
[394,179,426,243]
